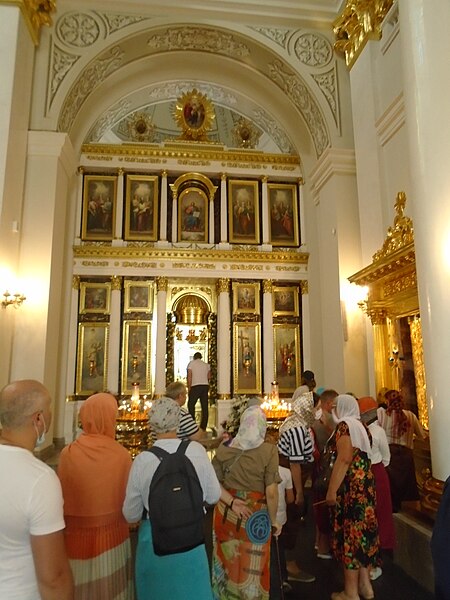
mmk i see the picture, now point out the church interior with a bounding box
[1,0,449,594]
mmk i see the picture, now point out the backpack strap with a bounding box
[176,439,190,456]
[148,445,169,461]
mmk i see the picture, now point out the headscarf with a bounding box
[385,389,410,436]
[149,397,181,434]
[57,392,132,521]
[279,391,315,435]
[230,405,267,450]
[79,392,118,437]
[357,396,378,425]
[333,394,372,455]
[291,384,309,401]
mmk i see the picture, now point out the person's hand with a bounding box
[326,489,337,506]
[271,522,282,537]
[295,491,304,508]
[231,498,252,519]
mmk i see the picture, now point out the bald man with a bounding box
[0,380,73,600]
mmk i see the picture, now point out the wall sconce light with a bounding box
[1,290,26,309]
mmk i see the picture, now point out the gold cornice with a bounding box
[333,0,394,69]
[73,246,309,265]
[2,0,56,46]
[81,143,300,168]
[348,244,415,286]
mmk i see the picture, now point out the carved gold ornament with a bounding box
[174,89,215,141]
[232,117,259,149]
[16,0,56,45]
[333,0,394,68]
[126,112,155,143]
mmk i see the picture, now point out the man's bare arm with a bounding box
[31,530,74,600]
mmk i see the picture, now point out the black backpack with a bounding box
[147,439,205,556]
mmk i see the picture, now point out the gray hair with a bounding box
[0,380,49,429]
[165,381,186,400]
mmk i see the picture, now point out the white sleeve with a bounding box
[377,427,391,467]
[123,453,152,523]
[29,469,65,536]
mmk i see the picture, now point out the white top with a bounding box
[187,359,210,386]
[0,446,65,600]
[276,465,293,526]
[377,407,425,449]
[368,422,390,466]
[123,439,221,523]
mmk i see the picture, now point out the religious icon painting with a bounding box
[228,179,260,244]
[121,320,152,395]
[178,187,208,242]
[79,282,111,315]
[233,322,261,394]
[273,324,301,394]
[267,183,300,247]
[124,175,159,241]
[81,175,117,240]
[124,280,153,313]
[272,285,299,317]
[76,322,109,395]
[232,282,260,315]
[173,89,215,141]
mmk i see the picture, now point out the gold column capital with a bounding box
[111,275,122,290]
[261,175,268,183]
[298,177,304,185]
[300,280,308,295]
[333,0,394,69]
[216,278,230,294]
[72,275,80,290]
[118,167,124,176]
[77,166,84,175]
[363,305,388,325]
[221,173,227,181]
[156,276,168,292]
[262,279,273,294]
[161,170,168,178]
[3,0,57,46]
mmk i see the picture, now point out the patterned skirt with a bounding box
[212,489,272,600]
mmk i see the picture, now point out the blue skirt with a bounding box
[136,520,213,600]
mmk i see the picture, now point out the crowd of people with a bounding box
[0,373,429,600]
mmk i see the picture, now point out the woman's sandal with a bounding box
[331,592,360,600]
[358,589,375,600]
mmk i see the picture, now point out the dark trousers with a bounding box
[188,384,209,430]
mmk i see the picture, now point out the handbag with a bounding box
[312,432,338,499]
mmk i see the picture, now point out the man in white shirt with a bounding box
[0,380,74,600]
[163,381,203,441]
[187,352,210,431]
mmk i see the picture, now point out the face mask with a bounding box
[34,414,46,447]
[315,408,323,420]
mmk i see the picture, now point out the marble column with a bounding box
[154,277,168,397]
[262,280,275,394]
[171,191,178,242]
[399,0,450,480]
[261,176,270,247]
[160,170,168,242]
[107,276,122,395]
[114,169,124,242]
[298,177,306,246]
[74,167,84,242]
[209,190,215,245]
[216,278,231,397]
[219,173,229,246]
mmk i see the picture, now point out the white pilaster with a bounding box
[160,170,168,241]
[154,277,168,395]
[219,173,229,246]
[262,280,274,394]
[399,0,450,480]
[209,193,215,244]
[216,278,231,396]
[171,193,177,242]
[114,169,124,241]
[107,276,122,395]
[261,176,270,246]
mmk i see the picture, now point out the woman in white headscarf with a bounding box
[326,395,379,600]
[211,405,281,600]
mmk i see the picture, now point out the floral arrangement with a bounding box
[221,395,250,438]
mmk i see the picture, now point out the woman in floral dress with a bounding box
[326,395,379,600]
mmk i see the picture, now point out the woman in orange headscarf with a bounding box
[58,393,134,599]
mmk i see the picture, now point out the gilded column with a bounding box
[216,278,231,398]
[154,277,168,396]
[107,276,122,395]
[160,170,168,242]
[399,0,450,480]
[261,176,270,246]
[262,279,274,394]
[220,173,228,245]
[366,307,393,394]
[114,168,124,242]
[300,280,311,368]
